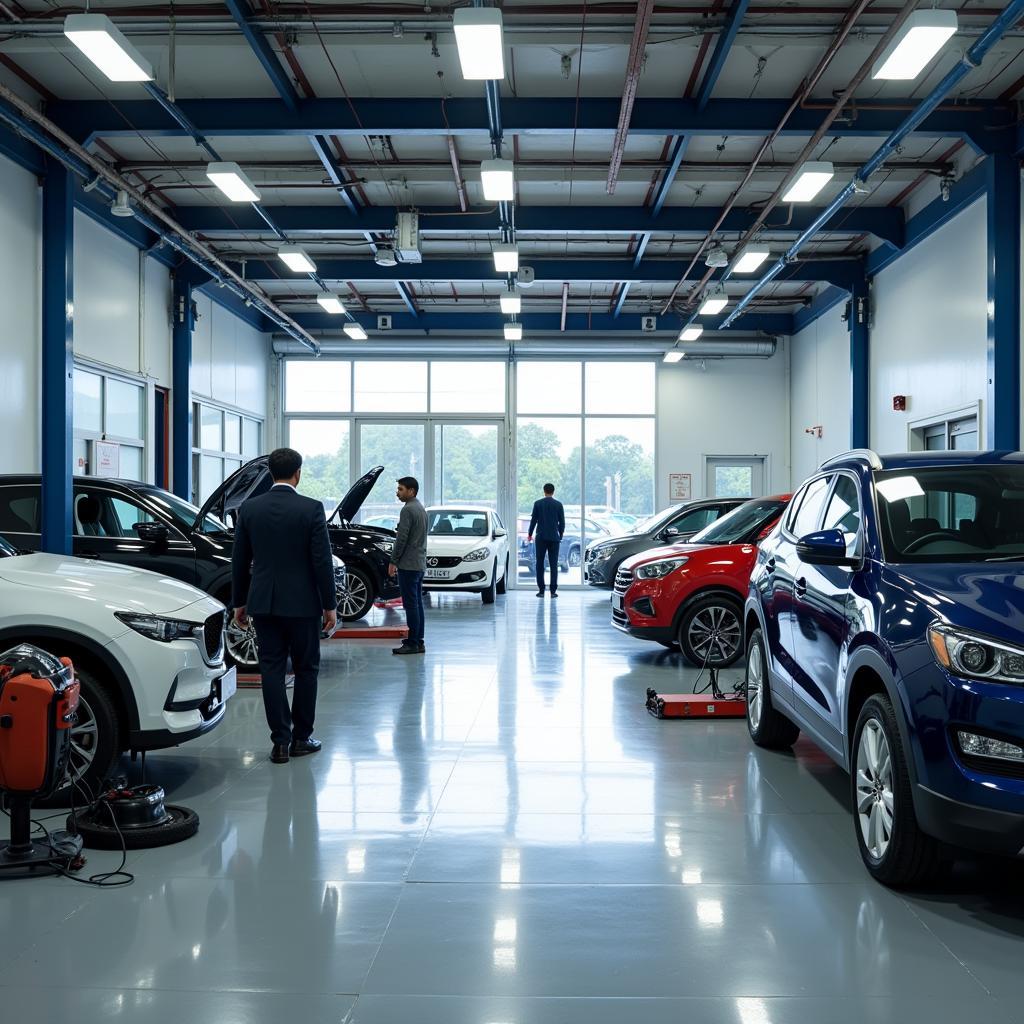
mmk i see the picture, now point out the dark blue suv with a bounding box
[745,449,1024,886]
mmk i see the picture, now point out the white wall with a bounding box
[869,197,987,453]
[790,302,851,486]
[656,348,790,508]
[0,154,41,471]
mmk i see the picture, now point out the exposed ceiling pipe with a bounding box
[0,81,319,352]
[560,282,570,330]
[657,0,876,315]
[722,0,1024,328]
[606,0,655,194]
[446,135,469,212]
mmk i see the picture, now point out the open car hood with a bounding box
[197,456,273,529]
[331,465,385,524]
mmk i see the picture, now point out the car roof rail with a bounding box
[818,448,883,471]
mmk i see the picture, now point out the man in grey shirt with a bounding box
[389,476,428,655]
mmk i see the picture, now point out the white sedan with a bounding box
[423,507,510,603]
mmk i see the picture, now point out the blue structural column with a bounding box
[986,153,1021,450]
[40,159,74,554]
[849,277,870,450]
[172,272,197,500]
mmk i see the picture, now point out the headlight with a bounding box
[928,623,1024,685]
[463,548,490,562]
[114,611,200,643]
[636,556,688,580]
[374,540,394,554]
[591,547,614,562]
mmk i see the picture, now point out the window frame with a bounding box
[191,400,263,507]
[73,363,147,481]
[783,474,834,541]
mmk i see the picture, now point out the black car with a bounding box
[583,497,746,587]
[0,462,398,668]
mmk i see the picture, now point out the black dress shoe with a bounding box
[290,738,322,757]
[393,642,418,655]
[536,590,544,598]
[271,744,290,764]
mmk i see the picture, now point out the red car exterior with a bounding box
[612,495,792,667]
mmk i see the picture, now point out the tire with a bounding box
[852,694,942,887]
[496,555,508,595]
[481,561,497,604]
[337,566,375,622]
[745,629,800,749]
[224,614,259,670]
[677,593,745,668]
[567,546,582,568]
[70,804,200,850]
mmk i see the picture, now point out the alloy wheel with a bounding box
[687,605,742,664]
[856,719,895,861]
[338,573,370,618]
[67,693,98,786]
[746,641,764,731]
[226,617,260,667]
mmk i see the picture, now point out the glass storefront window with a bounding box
[224,414,242,454]
[105,378,143,440]
[288,419,350,511]
[199,406,222,451]
[286,360,351,413]
[354,361,428,413]
[585,362,655,415]
[516,362,582,415]
[431,361,506,414]
[242,418,261,460]
[74,370,102,433]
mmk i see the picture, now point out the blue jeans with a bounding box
[397,569,425,644]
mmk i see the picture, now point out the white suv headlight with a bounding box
[928,623,1024,684]
[636,556,688,580]
[115,611,200,643]
[463,548,490,562]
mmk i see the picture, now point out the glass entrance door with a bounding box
[354,421,426,527]
[433,423,503,512]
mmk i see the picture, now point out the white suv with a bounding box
[0,533,234,796]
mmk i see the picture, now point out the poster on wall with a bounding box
[93,440,121,478]
[669,473,692,502]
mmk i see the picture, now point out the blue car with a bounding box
[745,449,1024,886]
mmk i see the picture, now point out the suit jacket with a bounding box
[391,498,428,572]
[529,497,565,542]
[231,485,336,618]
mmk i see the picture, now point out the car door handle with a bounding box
[794,577,807,597]
[764,557,776,574]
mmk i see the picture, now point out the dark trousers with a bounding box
[535,539,560,593]
[398,569,425,644]
[252,615,321,746]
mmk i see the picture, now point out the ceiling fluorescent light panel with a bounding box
[453,7,505,80]
[872,10,958,81]
[206,162,261,203]
[481,159,515,201]
[278,246,317,273]
[679,326,703,342]
[733,247,770,274]
[344,323,368,340]
[317,294,346,314]
[782,161,835,204]
[64,13,154,82]
[493,245,519,273]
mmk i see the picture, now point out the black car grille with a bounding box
[614,568,633,595]
[204,611,225,661]
[427,556,464,569]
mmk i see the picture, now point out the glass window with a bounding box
[199,406,222,451]
[354,361,427,413]
[435,423,499,509]
[822,475,862,545]
[517,362,582,415]
[431,361,506,413]
[0,485,40,534]
[358,422,426,523]
[109,495,154,536]
[224,414,242,454]
[286,360,351,413]
[199,455,224,505]
[584,418,655,519]
[692,498,787,545]
[790,476,831,539]
[715,466,753,498]
[105,378,143,440]
[118,445,143,482]
[74,369,103,433]
[288,419,350,508]
[242,418,261,460]
[670,506,719,535]
[585,362,655,415]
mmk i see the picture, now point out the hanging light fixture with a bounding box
[698,287,728,317]
[679,326,703,342]
[733,246,770,274]
[206,162,261,203]
[782,161,835,203]
[663,350,684,363]
[344,323,368,340]
[453,7,506,80]
[504,322,523,341]
[493,245,519,273]
[500,288,522,314]
[872,10,958,81]
[278,246,317,273]
[480,158,515,202]
[64,13,154,82]
[316,294,346,314]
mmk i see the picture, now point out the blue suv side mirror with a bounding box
[797,529,860,568]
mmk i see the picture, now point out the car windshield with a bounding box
[630,506,680,535]
[138,488,229,535]
[0,534,19,558]
[875,464,1024,563]
[429,510,490,538]
[690,498,786,545]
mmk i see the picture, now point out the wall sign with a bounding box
[93,440,121,478]
[669,473,692,501]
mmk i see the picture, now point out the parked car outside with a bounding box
[424,507,510,603]
[612,494,792,666]
[363,513,400,531]
[0,469,353,670]
[517,515,611,575]
[585,497,746,587]
[0,532,232,797]
[745,450,1024,885]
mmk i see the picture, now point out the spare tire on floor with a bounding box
[68,785,199,849]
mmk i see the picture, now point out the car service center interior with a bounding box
[1,0,1024,1021]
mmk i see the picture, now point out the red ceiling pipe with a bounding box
[607,0,656,194]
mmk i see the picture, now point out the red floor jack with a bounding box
[0,645,85,878]
[646,665,747,719]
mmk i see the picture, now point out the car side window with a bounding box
[0,485,41,535]
[790,476,832,539]
[822,475,862,551]
[74,489,153,538]
[671,506,717,533]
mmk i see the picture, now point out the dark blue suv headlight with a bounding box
[928,622,1024,685]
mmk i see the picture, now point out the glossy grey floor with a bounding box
[3,591,1023,1024]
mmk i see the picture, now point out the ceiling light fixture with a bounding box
[343,323,368,340]
[733,246,771,274]
[493,245,519,273]
[504,323,523,341]
[317,294,346,314]
[500,289,522,314]
[453,7,505,80]
[679,326,703,342]
[64,13,154,82]
[663,350,684,363]
[872,9,958,81]
[704,245,729,269]
[278,245,316,273]
[782,161,835,203]
[698,289,728,316]
[110,189,133,218]
[205,161,261,203]
[480,158,515,201]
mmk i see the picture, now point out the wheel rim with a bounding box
[746,642,764,731]
[856,719,895,861]
[687,605,742,664]
[226,617,260,667]
[338,573,370,618]
[67,693,98,787]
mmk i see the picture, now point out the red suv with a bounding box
[612,494,792,667]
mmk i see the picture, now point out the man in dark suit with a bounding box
[232,447,337,764]
[528,482,566,598]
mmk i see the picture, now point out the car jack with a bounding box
[646,666,747,719]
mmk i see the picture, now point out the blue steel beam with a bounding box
[41,159,74,555]
[51,97,1009,151]
[395,281,419,317]
[791,284,849,335]
[612,283,631,318]
[173,202,904,244]
[848,278,870,449]
[987,153,1021,449]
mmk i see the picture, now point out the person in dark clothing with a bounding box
[232,447,337,764]
[528,483,566,597]
[389,476,428,655]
